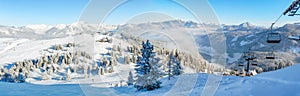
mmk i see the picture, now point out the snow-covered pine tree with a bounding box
[103,57,109,73]
[66,68,71,81]
[117,44,121,53]
[109,65,114,73]
[100,67,104,75]
[132,55,137,64]
[134,40,161,91]
[0,68,3,76]
[167,53,172,80]
[127,71,134,85]
[88,72,92,78]
[97,67,101,76]
[171,54,183,76]
[167,50,183,80]
[48,65,53,75]
[83,65,88,79]
[53,55,59,64]
[88,64,93,74]
[125,55,131,64]
[41,71,50,80]
[17,72,26,83]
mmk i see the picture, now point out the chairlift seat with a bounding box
[243,52,256,59]
[266,52,276,59]
[267,33,281,43]
[266,56,275,59]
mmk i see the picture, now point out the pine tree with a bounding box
[125,55,131,64]
[100,67,104,75]
[17,72,26,83]
[88,72,92,78]
[103,57,109,73]
[134,40,161,91]
[97,67,101,76]
[127,71,134,85]
[83,65,88,79]
[109,65,114,73]
[48,65,53,75]
[172,56,183,76]
[167,54,172,80]
[42,71,49,80]
[66,68,71,80]
[131,55,136,64]
[167,50,183,80]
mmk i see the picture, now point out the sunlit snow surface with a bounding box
[0,23,299,95]
[1,60,300,96]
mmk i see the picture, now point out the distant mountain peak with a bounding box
[239,22,254,28]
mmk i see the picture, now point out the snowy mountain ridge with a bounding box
[0,21,117,38]
[0,20,267,38]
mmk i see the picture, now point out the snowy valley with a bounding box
[0,20,300,96]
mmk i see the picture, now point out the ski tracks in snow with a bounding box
[0,39,28,55]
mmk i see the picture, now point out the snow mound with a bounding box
[256,64,300,82]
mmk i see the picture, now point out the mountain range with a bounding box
[1,20,300,69]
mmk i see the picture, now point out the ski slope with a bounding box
[1,63,300,96]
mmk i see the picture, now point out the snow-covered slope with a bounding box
[1,63,299,96]
[0,20,300,95]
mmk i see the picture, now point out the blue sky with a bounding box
[0,0,298,27]
[0,0,88,26]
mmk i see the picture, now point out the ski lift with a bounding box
[243,52,256,60]
[288,35,300,40]
[267,23,281,43]
[238,63,244,66]
[267,33,281,43]
[237,61,244,66]
[251,60,258,66]
[266,52,275,59]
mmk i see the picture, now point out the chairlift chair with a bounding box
[251,60,258,66]
[238,63,244,66]
[267,23,281,43]
[266,52,275,59]
[243,52,255,60]
[267,32,281,43]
